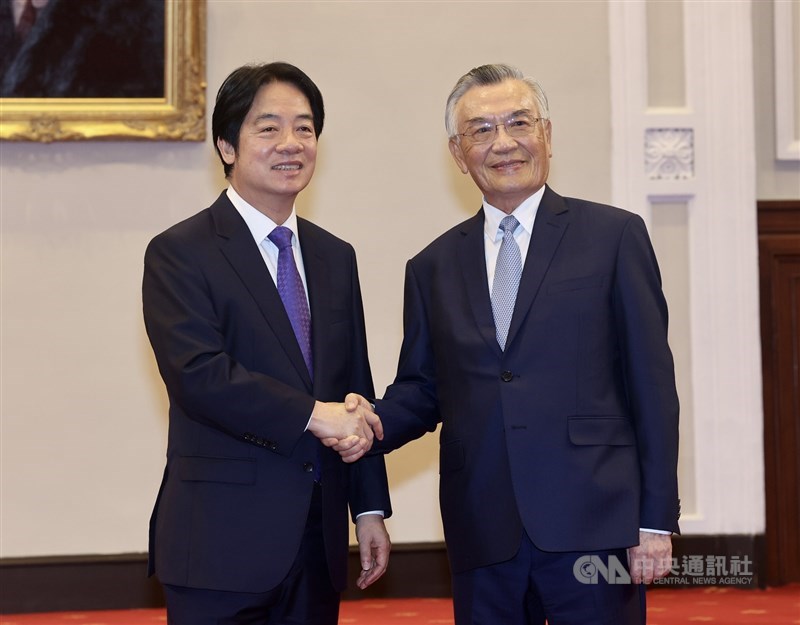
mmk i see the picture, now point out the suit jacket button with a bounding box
[303,463,314,473]
[501,371,513,382]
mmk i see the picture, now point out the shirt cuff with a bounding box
[640,527,672,535]
[355,510,385,519]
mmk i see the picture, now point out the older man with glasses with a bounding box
[339,63,681,625]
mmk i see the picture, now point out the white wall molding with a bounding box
[644,128,694,180]
[774,0,800,160]
[610,0,764,535]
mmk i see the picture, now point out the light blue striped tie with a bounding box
[491,215,522,351]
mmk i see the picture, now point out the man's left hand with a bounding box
[627,531,672,584]
[355,514,391,590]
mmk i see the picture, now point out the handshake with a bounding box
[308,393,383,462]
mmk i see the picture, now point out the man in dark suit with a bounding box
[341,63,680,624]
[143,62,390,625]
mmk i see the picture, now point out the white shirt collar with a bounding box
[226,186,300,246]
[483,186,545,242]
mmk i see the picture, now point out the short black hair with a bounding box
[212,62,325,178]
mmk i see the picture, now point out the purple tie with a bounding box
[267,227,313,379]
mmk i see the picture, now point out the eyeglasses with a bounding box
[457,115,546,145]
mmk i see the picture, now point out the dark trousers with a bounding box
[162,483,339,625]
[452,532,645,625]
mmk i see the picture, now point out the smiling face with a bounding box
[217,81,317,222]
[448,79,552,214]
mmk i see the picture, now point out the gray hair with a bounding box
[445,63,550,138]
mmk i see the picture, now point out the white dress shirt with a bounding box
[227,186,310,302]
[483,186,544,294]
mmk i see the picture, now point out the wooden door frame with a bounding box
[758,200,800,585]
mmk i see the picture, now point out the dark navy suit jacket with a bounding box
[143,192,391,593]
[375,185,679,574]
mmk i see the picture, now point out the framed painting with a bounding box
[0,0,206,142]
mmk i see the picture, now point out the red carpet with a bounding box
[1,586,798,624]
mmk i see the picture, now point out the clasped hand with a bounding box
[308,393,382,462]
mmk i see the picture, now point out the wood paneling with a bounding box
[0,536,769,613]
[758,201,800,585]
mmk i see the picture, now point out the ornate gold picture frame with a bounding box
[0,0,206,142]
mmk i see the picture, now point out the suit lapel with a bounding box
[297,218,329,395]
[210,193,313,391]
[458,210,502,356]
[505,186,570,349]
